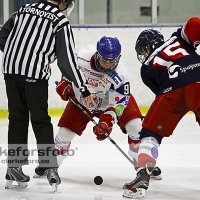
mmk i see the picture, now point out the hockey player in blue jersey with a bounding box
[123,17,200,198]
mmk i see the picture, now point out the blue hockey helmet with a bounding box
[135,29,164,63]
[95,36,121,74]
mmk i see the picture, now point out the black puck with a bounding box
[94,176,103,185]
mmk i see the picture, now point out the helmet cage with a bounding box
[61,0,75,15]
[136,44,152,63]
[95,52,121,75]
[135,29,164,63]
[95,36,121,74]
[63,0,74,8]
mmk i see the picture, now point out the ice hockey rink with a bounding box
[0,113,200,200]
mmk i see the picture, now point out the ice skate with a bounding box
[47,168,61,192]
[132,158,162,180]
[33,166,48,178]
[123,168,150,199]
[5,167,30,189]
[150,166,162,180]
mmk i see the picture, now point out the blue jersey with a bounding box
[141,28,200,96]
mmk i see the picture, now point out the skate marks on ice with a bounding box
[0,115,200,199]
[0,166,200,200]
[0,167,128,200]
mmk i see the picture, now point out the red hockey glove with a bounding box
[56,79,75,101]
[93,114,114,141]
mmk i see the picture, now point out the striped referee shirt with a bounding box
[0,1,90,97]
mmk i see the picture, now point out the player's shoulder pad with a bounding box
[77,45,96,63]
[115,61,129,78]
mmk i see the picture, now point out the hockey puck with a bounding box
[94,176,103,185]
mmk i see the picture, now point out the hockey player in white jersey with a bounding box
[34,36,161,180]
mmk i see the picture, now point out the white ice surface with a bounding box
[0,114,200,200]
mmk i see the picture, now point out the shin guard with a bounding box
[128,135,140,169]
[137,137,159,174]
[54,127,76,166]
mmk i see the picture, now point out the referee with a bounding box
[0,0,93,191]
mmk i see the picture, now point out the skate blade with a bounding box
[33,172,47,178]
[150,174,162,180]
[122,188,145,199]
[5,180,28,189]
[52,183,58,193]
[5,180,13,189]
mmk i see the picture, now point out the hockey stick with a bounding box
[68,96,137,167]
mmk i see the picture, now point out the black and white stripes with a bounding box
[1,1,89,96]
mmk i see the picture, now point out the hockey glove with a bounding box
[56,79,75,101]
[93,114,114,141]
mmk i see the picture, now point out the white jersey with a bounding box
[66,45,130,120]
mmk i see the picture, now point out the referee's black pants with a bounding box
[5,79,58,168]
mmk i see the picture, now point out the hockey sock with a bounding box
[137,137,159,174]
[128,135,140,162]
